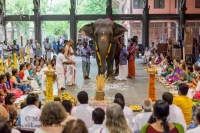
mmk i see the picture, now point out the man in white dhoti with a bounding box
[56,47,74,96]
[64,39,76,86]
[115,43,129,81]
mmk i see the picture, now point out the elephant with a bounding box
[79,18,127,77]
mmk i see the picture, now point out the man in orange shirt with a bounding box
[173,83,193,126]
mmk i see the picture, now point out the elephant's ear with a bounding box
[79,23,94,39]
[113,23,128,38]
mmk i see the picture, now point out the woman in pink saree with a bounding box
[5,72,23,98]
[166,60,181,83]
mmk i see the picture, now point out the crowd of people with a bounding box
[0,36,200,133]
[1,89,200,133]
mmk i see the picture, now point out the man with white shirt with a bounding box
[133,98,152,132]
[187,112,200,133]
[162,92,187,131]
[142,47,151,63]
[20,93,41,129]
[88,108,105,133]
[115,93,134,128]
[71,91,94,128]
[114,98,133,131]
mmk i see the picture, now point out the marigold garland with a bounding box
[7,57,11,66]
[13,53,17,69]
[95,42,112,65]
[45,74,54,101]
[148,74,156,102]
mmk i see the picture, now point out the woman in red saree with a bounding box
[127,38,136,79]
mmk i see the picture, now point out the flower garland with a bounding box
[0,59,4,74]
[7,57,11,66]
[95,42,112,66]
[45,72,54,101]
[13,53,17,69]
[148,74,156,102]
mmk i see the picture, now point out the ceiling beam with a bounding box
[40,15,70,21]
[185,14,200,20]
[4,14,200,22]
[76,15,107,20]
[113,14,142,20]
[5,15,35,21]
[149,14,179,20]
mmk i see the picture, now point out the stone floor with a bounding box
[57,57,167,105]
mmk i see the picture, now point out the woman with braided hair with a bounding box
[140,100,184,133]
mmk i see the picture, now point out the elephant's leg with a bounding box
[95,53,101,75]
[114,55,119,75]
[107,58,114,77]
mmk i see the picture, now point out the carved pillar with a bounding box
[142,0,149,48]
[179,0,187,40]
[33,0,42,45]
[70,0,77,50]
[106,0,112,18]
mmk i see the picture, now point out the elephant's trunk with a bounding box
[97,40,109,74]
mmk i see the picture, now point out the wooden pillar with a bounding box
[1,0,6,41]
[142,0,149,48]
[33,0,42,45]
[106,0,112,18]
[70,0,77,50]
[179,0,187,40]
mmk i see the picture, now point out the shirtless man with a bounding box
[64,39,76,86]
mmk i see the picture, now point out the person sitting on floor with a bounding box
[166,60,181,83]
[176,63,187,83]
[142,47,151,64]
[0,74,12,102]
[113,98,132,130]
[161,59,173,77]
[5,93,18,126]
[134,98,152,133]
[20,93,41,129]
[140,100,184,133]
[11,69,29,94]
[71,91,94,128]
[192,69,200,100]
[88,108,105,133]
[173,83,193,126]
[24,63,39,90]
[95,103,132,133]
[114,93,134,128]
[35,101,67,133]
[187,112,200,133]
[154,52,161,65]
[162,92,187,131]
[62,100,76,122]
[186,66,198,88]
[5,72,23,98]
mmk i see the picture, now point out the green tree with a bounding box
[6,0,34,43]
[5,0,118,41]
